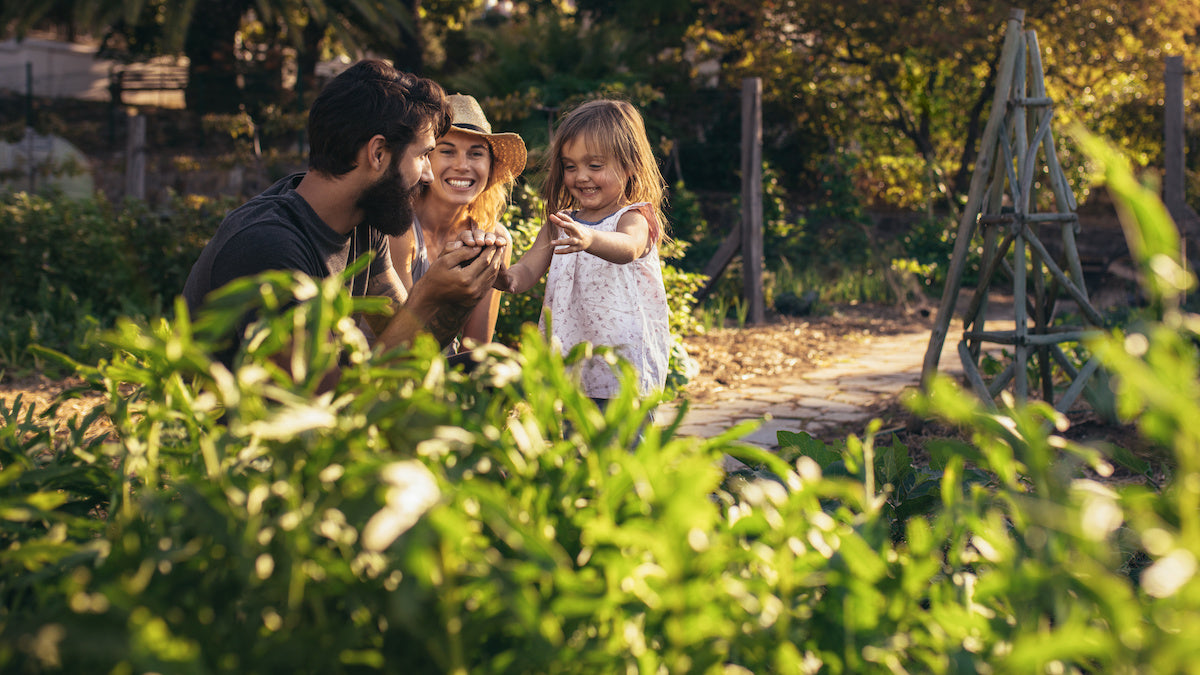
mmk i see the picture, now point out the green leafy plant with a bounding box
[0,191,230,376]
[776,426,991,540]
[6,130,1200,674]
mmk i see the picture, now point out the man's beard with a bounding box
[357,162,416,237]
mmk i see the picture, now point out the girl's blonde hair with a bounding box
[542,99,668,245]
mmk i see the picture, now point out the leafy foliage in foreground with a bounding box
[3,133,1200,672]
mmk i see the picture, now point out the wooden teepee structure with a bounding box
[920,8,1104,410]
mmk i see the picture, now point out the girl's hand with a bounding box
[549,211,593,254]
[493,268,516,293]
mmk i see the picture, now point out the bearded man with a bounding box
[183,59,507,367]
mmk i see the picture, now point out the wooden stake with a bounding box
[921,8,1026,385]
[741,77,765,324]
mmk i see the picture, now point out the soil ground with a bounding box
[679,303,923,405]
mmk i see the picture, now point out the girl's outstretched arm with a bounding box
[551,209,650,264]
[495,219,556,294]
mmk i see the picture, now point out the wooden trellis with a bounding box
[920,8,1104,410]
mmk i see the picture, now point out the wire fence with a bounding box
[0,62,112,102]
[0,44,188,114]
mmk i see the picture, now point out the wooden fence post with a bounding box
[741,77,765,324]
[25,63,35,192]
[1165,56,1185,211]
[125,113,146,201]
[1162,55,1200,279]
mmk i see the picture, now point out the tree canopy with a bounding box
[3,0,1197,209]
[667,1,1200,209]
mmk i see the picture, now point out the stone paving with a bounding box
[657,322,966,451]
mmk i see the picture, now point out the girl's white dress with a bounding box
[540,203,670,398]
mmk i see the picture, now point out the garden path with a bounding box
[658,293,1017,462]
[658,323,961,448]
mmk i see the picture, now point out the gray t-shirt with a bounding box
[183,172,393,361]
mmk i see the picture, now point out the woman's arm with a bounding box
[388,229,418,291]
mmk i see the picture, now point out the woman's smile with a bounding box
[445,177,477,190]
[428,129,492,204]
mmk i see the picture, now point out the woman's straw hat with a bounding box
[446,94,527,185]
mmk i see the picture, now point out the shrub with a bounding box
[0,192,229,376]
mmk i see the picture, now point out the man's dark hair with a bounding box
[307,59,451,177]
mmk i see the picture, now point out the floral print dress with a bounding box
[540,202,670,398]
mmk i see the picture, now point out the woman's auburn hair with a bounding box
[465,166,512,230]
[541,98,668,245]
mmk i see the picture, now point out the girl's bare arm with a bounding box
[496,220,556,294]
[550,209,650,264]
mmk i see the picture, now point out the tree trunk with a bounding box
[391,0,424,74]
[184,0,249,114]
[954,57,999,198]
[297,18,326,107]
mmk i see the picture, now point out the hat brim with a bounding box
[450,126,528,185]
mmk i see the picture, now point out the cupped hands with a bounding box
[423,228,508,304]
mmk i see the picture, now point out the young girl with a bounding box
[497,99,670,403]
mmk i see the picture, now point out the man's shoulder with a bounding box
[224,174,307,228]
[207,175,322,275]
[222,198,302,240]
[183,174,317,312]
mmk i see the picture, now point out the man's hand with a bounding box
[404,228,508,345]
[431,228,508,298]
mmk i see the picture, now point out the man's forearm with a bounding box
[376,281,472,350]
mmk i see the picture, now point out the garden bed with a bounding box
[1,303,915,424]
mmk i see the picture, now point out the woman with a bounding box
[389,94,527,350]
